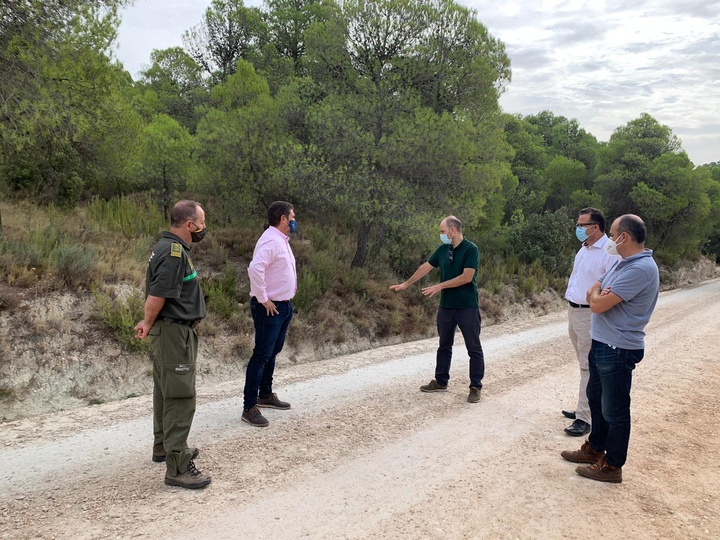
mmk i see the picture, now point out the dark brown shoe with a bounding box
[467,387,481,403]
[561,440,605,463]
[420,380,448,392]
[576,456,622,483]
[153,447,199,463]
[164,460,211,489]
[242,405,269,427]
[257,393,291,410]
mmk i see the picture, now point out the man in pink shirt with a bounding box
[242,201,298,427]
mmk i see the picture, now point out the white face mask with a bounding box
[605,234,625,256]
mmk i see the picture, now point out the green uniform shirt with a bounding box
[427,239,480,309]
[145,232,206,321]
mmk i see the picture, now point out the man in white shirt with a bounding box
[242,201,298,427]
[562,208,619,436]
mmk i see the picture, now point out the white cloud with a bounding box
[114,0,720,165]
[464,0,720,165]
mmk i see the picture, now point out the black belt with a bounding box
[568,301,590,309]
[161,317,201,329]
[251,297,291,304]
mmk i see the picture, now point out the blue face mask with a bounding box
[289,219,298,234]
[575,226,589,242]
[440,234,451,245]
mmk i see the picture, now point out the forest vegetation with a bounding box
[1,0,719,355]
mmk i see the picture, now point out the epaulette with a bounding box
[170,243,183,258]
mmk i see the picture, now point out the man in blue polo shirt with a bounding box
[561,214,659,483]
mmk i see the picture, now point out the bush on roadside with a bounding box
[55,244,98,287]
[93,286,148,350]
[203,264,239,320]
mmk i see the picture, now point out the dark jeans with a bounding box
[243,298,293,410]
[436,307,485,388]
[587,339,644,468]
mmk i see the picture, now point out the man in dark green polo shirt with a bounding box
[135,200,210,489]
[390,215,485,403]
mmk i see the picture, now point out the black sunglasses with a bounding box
[448,245,454,263]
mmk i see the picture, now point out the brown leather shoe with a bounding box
[467,387,481,403]
[420,379,448,392]
[257,393,291,410]
[164,460,211,489]
[576,456,622,483]
[242,405,269,427]
[561,440,605,463]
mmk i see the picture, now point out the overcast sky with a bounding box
[115,0,720,166]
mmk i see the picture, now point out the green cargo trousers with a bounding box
[149,319,197,476]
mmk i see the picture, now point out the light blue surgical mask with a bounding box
[440,234,451,245]
[575,226,589,243]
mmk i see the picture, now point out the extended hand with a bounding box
[389,283,408,291]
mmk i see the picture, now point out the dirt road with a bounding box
[1,280,719,540]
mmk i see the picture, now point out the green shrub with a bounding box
[86,196,165,237]
[54,244,97,286]
[517,259,551,295]
[304,223,333,251]
[508,211,574,275]
[294,271,323,312]
[203,264,238,320]
[340,267,368,295]
[310,251,335,292]
[30,224,62,258]
[0,239,44,268]
[93,287,148,350]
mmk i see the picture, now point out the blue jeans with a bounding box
[587,340,644,467]
[243,298,293,410]
[436,307,485,388]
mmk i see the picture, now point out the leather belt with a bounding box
[568,301,590,308]
[161,317,201,329]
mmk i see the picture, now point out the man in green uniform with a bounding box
[390,215,485,402]
[135,200,211,489]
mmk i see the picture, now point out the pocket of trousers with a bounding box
[164,362,196,399]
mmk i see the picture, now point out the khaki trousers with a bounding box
[567,305,592,424]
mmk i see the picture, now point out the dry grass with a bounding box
[0,200,150,289]
[0,197,578,354]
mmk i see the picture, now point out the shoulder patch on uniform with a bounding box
[170,243,183,258]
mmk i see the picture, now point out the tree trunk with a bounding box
[351,219,371,269]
